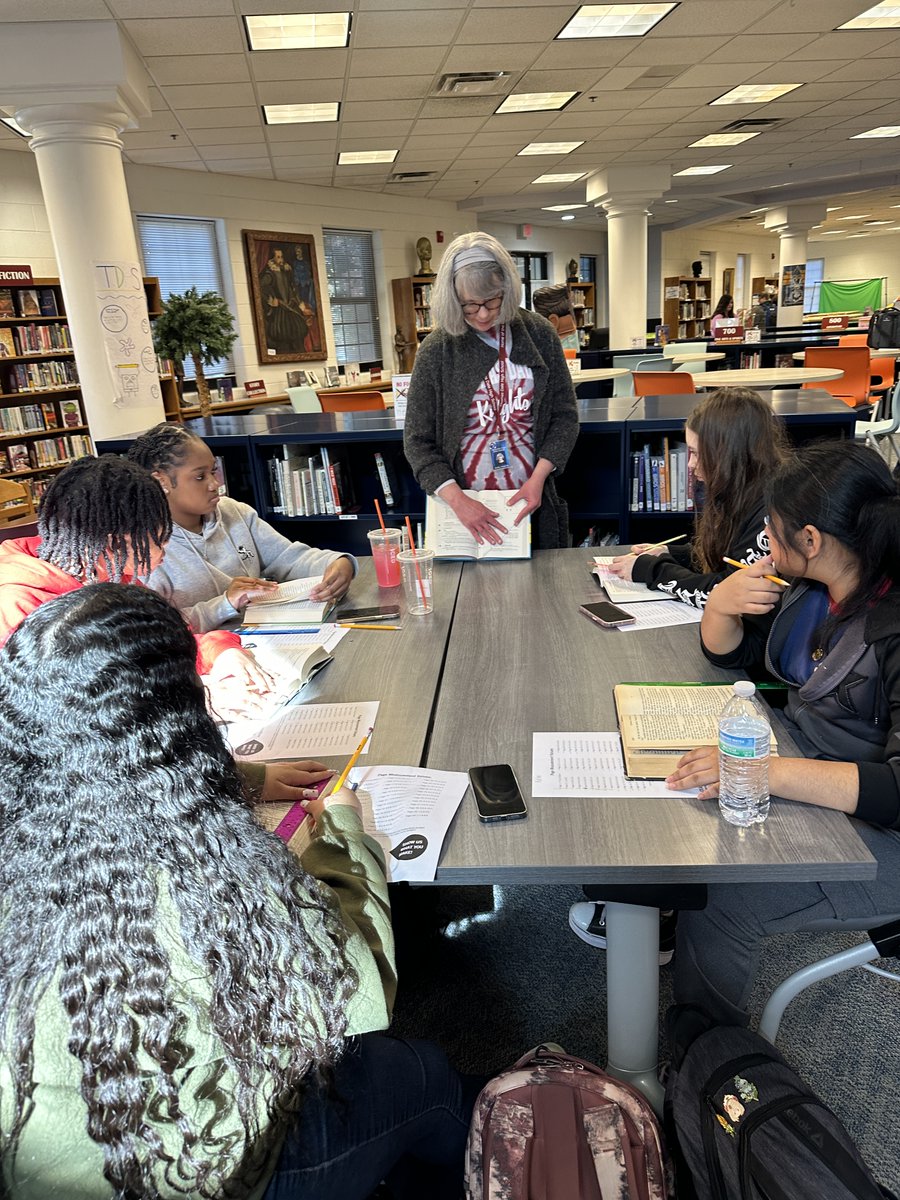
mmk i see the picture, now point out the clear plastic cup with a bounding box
[367,528,402,587]
[398,548,435,615]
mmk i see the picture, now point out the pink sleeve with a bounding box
[194,628,241,674]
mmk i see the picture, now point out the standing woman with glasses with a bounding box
[403,231,579,548]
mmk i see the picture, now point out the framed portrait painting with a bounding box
[243,229,327,363]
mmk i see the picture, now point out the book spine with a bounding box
[319,446,337,514]
[651,457,660,512]
[659,439,669,512]
[374,450,395,507]
[642,444,651,514]
[630,451,640,513]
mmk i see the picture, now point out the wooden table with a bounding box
[425,549,874,1105]
[667,351,726,364]
[694,366,844,388]
[791,349,900,360]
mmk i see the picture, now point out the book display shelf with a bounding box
[391,276,435,368]
[569,281,595,345]
[97,392,856,556]
[663,276,711,341]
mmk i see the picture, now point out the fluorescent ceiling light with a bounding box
[245,12,350,50]
[263,102,339,124]
[664,199,678,203]
[518,140,584,155]
[561,214,576,220]
[532,172,586,183]
[750,207,767,213]
[864,219,892,225]
[337,150,397,165]
[556,2,676,39]
[711,83,801,105]
[674,163,732,175]
[818,230,844,234]
[495,91,577,114]
[851,126,900,138]
[541,203,588,211]
[846,233,871,238]
[1,116,28,138]
[826,206,843,211]
[839,3,900,30]
[837,214,870,220]
[690,131,759,146]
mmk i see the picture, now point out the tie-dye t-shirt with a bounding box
[460,324,535,491]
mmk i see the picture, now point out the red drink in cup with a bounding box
[367,528,402,587]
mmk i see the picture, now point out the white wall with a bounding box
[661,225,780,316]
[0,149,56,275]
[810,234,900,310]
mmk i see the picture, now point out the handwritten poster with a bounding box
[93,261,160,408]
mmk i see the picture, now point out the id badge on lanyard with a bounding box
[483,324,509,474]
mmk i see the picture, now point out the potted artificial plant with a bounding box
[153,286,238,418]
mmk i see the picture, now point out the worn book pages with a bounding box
[243,575,333,624]
[425,490,530,560]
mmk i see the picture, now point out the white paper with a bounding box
[93,260,160,409]
[614,600,703,631]
[229,701,379,760]
[240,626,348,654]
[592,557,673,604]
[426,490,530,560]
[531,733,696,799]
[349,765,468,882]
[247,576,324,605]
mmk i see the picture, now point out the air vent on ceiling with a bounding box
[625,64,690,89]
[387,171,439,183]
[723,118,783,131]
[433,71,512,96]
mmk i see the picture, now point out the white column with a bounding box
[764,204,826,329]
[587,166,671,350]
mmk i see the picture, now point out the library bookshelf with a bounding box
[663,276,712,341]
[391,276,435,369]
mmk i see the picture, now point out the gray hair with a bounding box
[430,232,521,336]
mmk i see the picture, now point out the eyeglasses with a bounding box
[459,294,503,317]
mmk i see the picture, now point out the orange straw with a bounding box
[404,515,428,609]
[373,497,387,534]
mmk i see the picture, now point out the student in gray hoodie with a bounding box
[129,424,355,632]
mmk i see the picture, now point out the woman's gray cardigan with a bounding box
[402,308,580,548]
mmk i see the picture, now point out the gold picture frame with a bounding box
[243,229,327,363]
[722,267,735,296]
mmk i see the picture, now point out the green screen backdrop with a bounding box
[818,279,883,313]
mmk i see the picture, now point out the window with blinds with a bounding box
[323,229,382,363]
[137,214,232,379]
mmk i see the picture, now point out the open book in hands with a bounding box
[242,575,334,624]
[425,490,531,560]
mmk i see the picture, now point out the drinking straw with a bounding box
[404,514,428,608]
[373,497,387,534]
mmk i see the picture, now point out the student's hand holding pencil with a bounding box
[304,786,362,824]
[707,555,787,617]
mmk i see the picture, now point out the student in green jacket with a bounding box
[0,585,470,1200]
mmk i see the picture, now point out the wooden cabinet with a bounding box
[568,282,595,345]
[391,276,435,370]
[751,276,778,303]
[663,276,711,340]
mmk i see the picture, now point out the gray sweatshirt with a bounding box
[148,496,356,631]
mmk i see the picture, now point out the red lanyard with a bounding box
[481,323,508,416]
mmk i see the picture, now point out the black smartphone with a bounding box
[469,764,528,823]
[579,600,636,627]
[336,605,401,622]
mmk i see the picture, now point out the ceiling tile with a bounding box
[340,119,414,137]
[619,35,731,66]
[793,30,900,60]
[456,6,574,45]
[411,116,490,134]
[345,75,434,101]
[177,107,263,129]
[349,46,446,75]
[757,0,878,33]
[352,8,464,48]
[191,126,272,145]
[440,42,545,71]
[417,96,499,118]
[201,142,269,159]
[250,48,349,81]
[122,17,246,55]
[144,54,251,86]
[256,79,344,104]
[0,0,107,15]
[339,99,423,120]
[110,0,233,14]
[164,83,257,108]
[652,0,781,36]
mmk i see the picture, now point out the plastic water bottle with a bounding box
[718,681,770,827]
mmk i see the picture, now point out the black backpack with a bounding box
[866,307,900,350]
[665,1006,894,1200]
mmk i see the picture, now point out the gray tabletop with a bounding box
[425,549,874,885]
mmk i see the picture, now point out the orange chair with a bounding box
[802,347,871,407]
[632,371,695,397]
[839,333,896,400]
[318,390,386,413]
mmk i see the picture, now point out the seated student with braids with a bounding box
[668,442,900,1025]
[0,585,471,1199]
[128,423,355,632]
[0,455,326,801]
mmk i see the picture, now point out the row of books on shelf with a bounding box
[678,303,710,319]
[0,399,82,434]
[414,311,432,330]
[569,288,591,308]
[630,440,696,514]
[0,286,60,319]
[576,308,594,326]
[269,445,358,518]
[0,323,72,357]
[1,433,93,474]
[678,285,708,300]
[413,284,433,307]
[1,359,79,393]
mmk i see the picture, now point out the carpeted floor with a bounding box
[389,883,899,1194]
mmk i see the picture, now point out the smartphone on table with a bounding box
[336,605,401,623]
[579,601,636,628]
[469,764,528,823]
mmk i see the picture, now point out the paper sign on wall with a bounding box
[93,261,160,409]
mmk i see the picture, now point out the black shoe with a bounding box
[568,902,676,965]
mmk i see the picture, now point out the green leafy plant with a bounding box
[152,287,237,417]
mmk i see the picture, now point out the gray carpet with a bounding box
[389,883,899,1194]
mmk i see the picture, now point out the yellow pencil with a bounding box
[630,533,687,556]
[337,622,401,631]
[330,727,374,794]
[723,557,789,587]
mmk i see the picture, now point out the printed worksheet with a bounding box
[229,701,379,760]
[531,732,697,798]
[613,600,703,631]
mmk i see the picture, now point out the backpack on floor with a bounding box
[867,307,900,351]
[465,1043,671,1199]
[665,1005,894,1200]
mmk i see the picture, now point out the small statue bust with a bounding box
[691,260,703,278]
[416,237,434,276]
[566,258,578,282]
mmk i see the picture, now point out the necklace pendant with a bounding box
[811,647,824,662]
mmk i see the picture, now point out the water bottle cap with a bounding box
[733,680,756,698]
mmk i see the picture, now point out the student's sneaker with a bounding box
[568,902,676,966]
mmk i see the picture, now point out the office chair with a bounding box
[803,346,872,407]
[663,342,708,374]
[855,379,900,461]
[758,915,900,1045]
[319,390,386,413]
[287,385,321,413]
[839,333,897,402]
[632,371,696,397]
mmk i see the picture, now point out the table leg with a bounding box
[604,901,664,1113]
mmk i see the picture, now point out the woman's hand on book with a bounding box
[227,576,278,609]
[446,487,508,545]
[309,556,354,601]
[262,760,334,802]
[667,746,719,799]
[507,474,544,526]
[706,556,784,617]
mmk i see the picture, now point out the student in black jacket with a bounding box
[608,388,790,609]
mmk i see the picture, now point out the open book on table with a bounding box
[592,556,673,605]
[425,490,530,560]
[242,575,333,624]
[614,683,778,780]
[238,640,334,723]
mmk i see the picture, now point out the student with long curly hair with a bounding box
[0,585,470,1198]
[607,388,790,609]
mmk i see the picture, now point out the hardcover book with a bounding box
[425,490,530,561]
[38,288,59,316]
[15,289,40,318]
[0,288,14,317]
